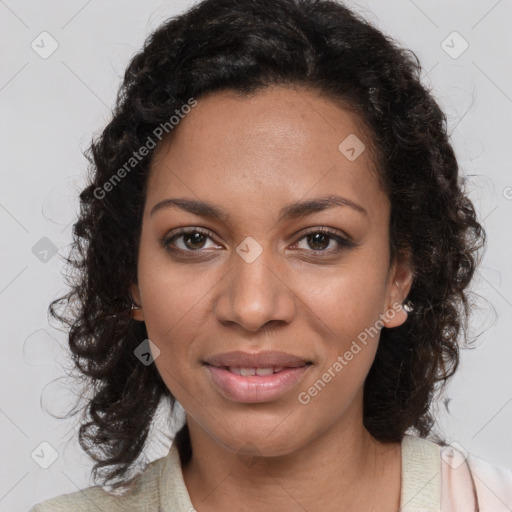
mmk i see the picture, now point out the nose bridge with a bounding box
[214,238,295,331]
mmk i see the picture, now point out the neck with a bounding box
[180,409,400,511]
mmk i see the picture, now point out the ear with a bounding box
[129,282,145,322]
[382,251,414,329]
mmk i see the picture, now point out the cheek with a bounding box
[299,258,388,401]
[295,273,384,422]
[137,234,215,336]
[308,262,388,340]
[139,270,205,404]
[135,252,208,386]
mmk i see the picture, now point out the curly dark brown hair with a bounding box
[49,0,486,488]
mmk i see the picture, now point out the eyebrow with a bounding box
[149,194,367,221]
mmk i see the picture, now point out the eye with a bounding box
[162,228,220,254]
[161,226,356,258]
[293,228,355,254]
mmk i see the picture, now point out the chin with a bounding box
[215,421,305,459]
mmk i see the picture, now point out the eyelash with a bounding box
[161,226,356,257]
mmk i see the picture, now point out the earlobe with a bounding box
[382,256,414,329]
[129,282,145,321]
[383,301,408,328]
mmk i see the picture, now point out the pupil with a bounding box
[309,233,328,250]
[186,232,205,249]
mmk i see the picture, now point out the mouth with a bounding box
[202,351,313,403]
[203,350,313,369]
[208,365,310,376]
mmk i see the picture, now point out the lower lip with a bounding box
[205,365,311,403]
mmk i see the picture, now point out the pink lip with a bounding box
[205,364,311,403]
[204,350,311,368]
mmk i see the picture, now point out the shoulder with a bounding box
[401,435,512,511]
[28,455,168,512]
[466,451,512,510]
[440,442,512,511]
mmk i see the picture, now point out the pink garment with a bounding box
[440,443,512,511]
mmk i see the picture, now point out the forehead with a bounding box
[146,85,388,222]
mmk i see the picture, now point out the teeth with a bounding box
[227,367,286,376]
[255,368,273,376]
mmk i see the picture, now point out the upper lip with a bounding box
[204,350,312,368]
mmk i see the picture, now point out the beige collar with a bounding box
[400,434,441,511]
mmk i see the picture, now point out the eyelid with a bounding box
[296,226,353,242]
[289,227,356,254]
[161,226,219,249]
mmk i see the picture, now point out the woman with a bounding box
[30,0,512,510]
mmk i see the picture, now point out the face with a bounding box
[130,86,412,457]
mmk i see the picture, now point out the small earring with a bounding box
[403,300,414,313]
[131,301,141,310]
[395,280,413,312]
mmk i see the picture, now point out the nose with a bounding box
[213,244,296,333]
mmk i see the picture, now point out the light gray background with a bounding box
[1,0,511,510]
